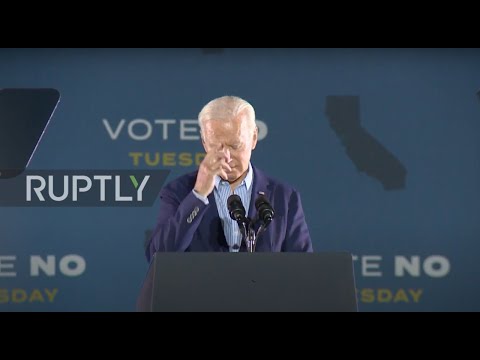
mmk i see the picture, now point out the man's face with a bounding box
[202,113,258,182]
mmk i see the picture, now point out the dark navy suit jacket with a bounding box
[146,166,313,262]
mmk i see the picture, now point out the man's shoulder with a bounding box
[253,166,299,194]
[161,170,198,195]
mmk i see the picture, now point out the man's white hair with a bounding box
[198,96,256,137]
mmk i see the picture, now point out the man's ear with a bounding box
[200,131,207,152]
[251,126,258,150]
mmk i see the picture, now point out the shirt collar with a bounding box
[215,162,253,190]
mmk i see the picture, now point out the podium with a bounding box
[137,252,358,312]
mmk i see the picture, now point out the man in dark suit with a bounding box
[145,96,312,262]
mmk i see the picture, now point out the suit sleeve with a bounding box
[282,189,313,252]
[145,188,210,262]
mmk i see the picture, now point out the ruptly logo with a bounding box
[0,170,169,206]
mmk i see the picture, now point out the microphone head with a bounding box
[255,194,274,226]
[227,194,246,221]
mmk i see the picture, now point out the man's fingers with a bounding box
[206,157,231,172]
[218,169,229,180]
[213,150,230,162]
[203,152,232,177]
[219,159,232,172]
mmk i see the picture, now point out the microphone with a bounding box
[255,194,274,227]
[227,194,248,245]
[227,194,247,222]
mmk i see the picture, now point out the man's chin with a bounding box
[224,171,242,182]
[226,174,239,182]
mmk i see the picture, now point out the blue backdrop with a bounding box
[1,48,479,311]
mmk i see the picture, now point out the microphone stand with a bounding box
[238,218,256,253]
[241,219,267,253]
[246,226,256,253]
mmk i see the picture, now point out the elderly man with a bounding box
[146,95,312,261]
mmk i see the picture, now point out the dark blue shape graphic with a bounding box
[325,96,407,190]
[0,88,60,179]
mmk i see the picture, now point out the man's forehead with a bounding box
[205,115,243,125]
[204,132,244,143]
[204,119,247,133]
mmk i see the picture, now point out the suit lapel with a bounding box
[246,166,273,251]
[248,166,270,220]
